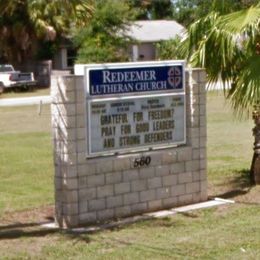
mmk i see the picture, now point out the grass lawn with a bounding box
[0,87,50,99]
[0,105,53,214]
[0,92,259,259]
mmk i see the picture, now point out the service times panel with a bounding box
[88,94,185,156]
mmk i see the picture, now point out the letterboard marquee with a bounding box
[84,61,186,157]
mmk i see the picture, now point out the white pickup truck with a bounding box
[0,64,37,93]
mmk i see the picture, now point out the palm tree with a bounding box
[182,3,260,183]
[0,0,93,64]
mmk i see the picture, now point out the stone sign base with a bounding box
[51,68,207,228]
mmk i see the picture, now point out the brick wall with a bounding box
[51,68,207,228]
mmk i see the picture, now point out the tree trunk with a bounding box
[250,152,257,184]
[251,107,260,184]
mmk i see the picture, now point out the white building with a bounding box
[126,20,185,61]
[53,20,185,70]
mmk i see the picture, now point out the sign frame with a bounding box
[84,60,186,158]
[87,93,186,157]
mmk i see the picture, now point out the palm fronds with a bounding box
[183,5,260,114]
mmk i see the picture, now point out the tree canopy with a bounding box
[156,36,186,60]
[0,0,93,64]
[128,0,173,20]
[171,0,259,26]
[182,3,260,113]
[74,0,135,63]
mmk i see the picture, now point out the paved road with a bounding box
[0,95,51,107]
[0,82,228,107]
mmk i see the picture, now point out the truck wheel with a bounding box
[0,83,4,94]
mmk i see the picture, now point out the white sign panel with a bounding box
[88,94,185,156]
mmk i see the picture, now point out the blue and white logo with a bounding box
[168,67,182,88]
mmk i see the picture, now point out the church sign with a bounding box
[84,61,186,157]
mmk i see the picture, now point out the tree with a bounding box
[182,3,260,183]
[0,0,93,64]
[148,0,173,19]
[128,0,173,20]
[156,36,185,60]
[74,0,135,63]
[171,0,259,26]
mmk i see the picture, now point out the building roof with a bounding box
[126,20,185,43]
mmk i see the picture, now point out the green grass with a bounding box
[0,105,51,134]
[0,133,53,213]
[0,105,53,214]
[206,92,254,195]
[53,206,259,259]
[1,205,259,259]
[0,91,260,259]
[0,87,50,99]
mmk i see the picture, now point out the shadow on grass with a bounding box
[0,227,58,240]
[0,219,58,240]
[0,214,189,258]
[212,169,255,199]
[0,221,52,231]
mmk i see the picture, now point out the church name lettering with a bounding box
[88,65,183,95]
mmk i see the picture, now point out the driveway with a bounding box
[0,95,51,107]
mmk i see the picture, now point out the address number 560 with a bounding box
[133,156,151,168]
